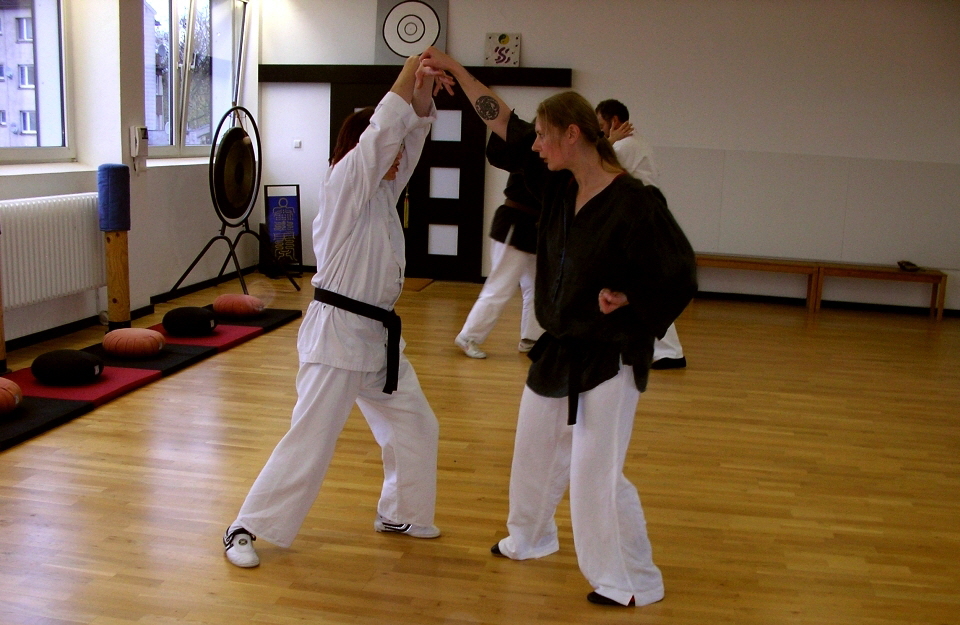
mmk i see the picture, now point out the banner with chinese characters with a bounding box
[263,185,303,271]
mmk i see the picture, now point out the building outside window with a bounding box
[0,0,67,156]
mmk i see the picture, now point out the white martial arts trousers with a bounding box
[497,364,664,607]
[458,237,543,345]
[232,355,439,548]
[653,322,684,361]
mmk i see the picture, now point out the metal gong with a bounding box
[209,106,262,227]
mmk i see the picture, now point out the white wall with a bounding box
[259,0,960,310]
[1,0,262,341]
[2,0,957,345]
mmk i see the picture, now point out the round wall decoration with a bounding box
[382,1,441,57]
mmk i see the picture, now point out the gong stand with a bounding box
[171,106,299,295]
[171,218,257,295]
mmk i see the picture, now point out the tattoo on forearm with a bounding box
[475,95,500,121]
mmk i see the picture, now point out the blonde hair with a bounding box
[536,91,623,172]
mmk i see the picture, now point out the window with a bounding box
[144,0,239,157]
[0,111,6,126]
[0,1,68,159]
[18,64,35,88]
[17,16,33,41]
[20,110,37,134]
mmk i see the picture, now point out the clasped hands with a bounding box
[415,47,457,96]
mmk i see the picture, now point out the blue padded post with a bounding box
[98,164,130,232]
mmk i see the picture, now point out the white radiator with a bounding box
[0,193,106,309]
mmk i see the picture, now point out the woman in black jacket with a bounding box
[422,47,697,608]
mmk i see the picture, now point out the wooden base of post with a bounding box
[0,267,6,373]
[105,231,131,330]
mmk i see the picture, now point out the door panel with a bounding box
[330,83,485,282]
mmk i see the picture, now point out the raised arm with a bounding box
[390,55,423,105]
[420,46,511,140]
[412,62,439,118]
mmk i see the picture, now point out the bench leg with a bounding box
[932,278,946,321]
[807,270,823,313]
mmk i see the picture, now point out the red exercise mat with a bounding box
[3,366,162,406]
[147,323,263,352]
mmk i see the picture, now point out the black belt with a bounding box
[527,334,581,425]
[503,198,539,217]
[314,287,401,394]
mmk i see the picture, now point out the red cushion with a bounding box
[0,378,23,415]
[102,328,166,358]
[213,294,265,317]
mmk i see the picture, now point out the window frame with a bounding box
[18,64,36,89]
[146,0,237,160]
[19,110,37,134]
[17,16,34,42]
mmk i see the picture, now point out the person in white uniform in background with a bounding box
[455,170,544,359]
[596,99,687,370]
[223,55,452,568]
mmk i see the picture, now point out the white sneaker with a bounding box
[223,527,260,568]
[374,514,441,538]
[455,336,487,359]
[518,338,537,353]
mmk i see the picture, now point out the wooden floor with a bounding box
[1,273,958,625]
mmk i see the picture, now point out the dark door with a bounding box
[330,82,485,282]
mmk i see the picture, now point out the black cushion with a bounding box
[162,306,218,337]
[31,350,105,386]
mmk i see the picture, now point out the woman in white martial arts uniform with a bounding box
[420,48,697,607]
[596,99,687,370]
[223,55,451,568]
[454,170,544,359]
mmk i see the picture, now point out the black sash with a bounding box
[314,288,401,394]
[527,333,581,425]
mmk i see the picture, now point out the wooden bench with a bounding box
[695,253,948,320]
[695,253,821,312]
[817,262,947,320]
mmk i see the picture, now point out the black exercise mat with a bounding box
[0,397,95,452]
[203,306,302,332]
[81,343,219,376]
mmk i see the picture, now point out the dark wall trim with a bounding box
[259,64,572,88]
[3,305,155,356]
[150,266,259,305]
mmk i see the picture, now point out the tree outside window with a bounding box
[144,0,235,155]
